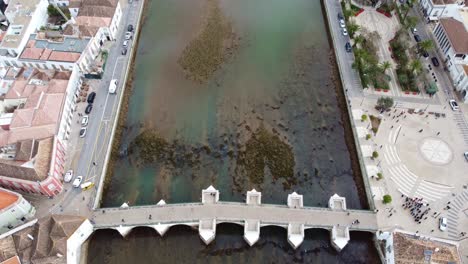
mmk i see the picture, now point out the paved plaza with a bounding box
[351,97,468,242]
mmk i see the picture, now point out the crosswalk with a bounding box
[384,125,454,202]
[453,112,468,145]
[447,189,468,239]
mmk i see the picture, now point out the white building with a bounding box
[0,187,35,234]
[419,0,465,20]
[433,13,468,102]
[0,0,48,58]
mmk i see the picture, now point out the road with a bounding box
[326,0,364,98]
[42,0,144,217]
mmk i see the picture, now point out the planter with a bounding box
[375,89,382,92]
[412,92,418,95]
[404,91,410,94]
[384,89,389,93]
[355,9,365,17]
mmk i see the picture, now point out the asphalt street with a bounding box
[44,0,143,217]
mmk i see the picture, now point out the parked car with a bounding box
[337,13,344,20]
[81,115,89,126]
[64,170,73,183]
[73,176,83,188]
[464,151,468,162]
[439,217,447,231]
[342,28,348,36]
[87,92,96,104]
[421,50,429,58]
[81,181,95,191]
[345,42,352,52]
[339,20,345,28]
[125,31,132,40]
[431,57,440,67]
[128,24,134,32]
[123,40,129,47]
[85,104,93,114]
[449,99,459,111]
[414,34,421,42]
[411,28,417,34]
[79,127,87,138]
[121,48,127,55]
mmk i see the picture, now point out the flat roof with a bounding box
[0,0,41,49]
[0,188,18,210]
[28,34,90,53]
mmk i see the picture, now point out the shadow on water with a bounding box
[87,224,379,264]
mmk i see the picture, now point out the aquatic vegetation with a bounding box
[238,125,295,187]
[178,0,239,83]
[132,129,169,163]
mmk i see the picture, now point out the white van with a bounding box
[109,79,117,94]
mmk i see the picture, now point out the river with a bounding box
[87,0,380,262]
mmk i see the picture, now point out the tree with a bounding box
[361,114,368,121]
[47,4,60,17]
[376,96,394,111]
[347,23,361,38]
[383,194,392,204]
[354,35,366,47]
[372,151,379,159]
[380,61,392,73]
[405,16,418,29]
[410,59,423,75]
[419,40,434,52]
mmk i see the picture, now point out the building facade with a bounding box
[0,187,35,234]
[433,17,468,102]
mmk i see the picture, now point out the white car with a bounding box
[64,170,73,183]
[125,32,132,40]
[464,151,468,162]
[342,28,348,36]
[339,20,345,28]
[449,99,459,111]
[123,40,129,47]
[439,217,447,231]
[79,127,87,138]
[72,176,83,188]
[109,79,118,94]
[81,115,89,126]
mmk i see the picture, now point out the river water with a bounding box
[88,0,380,262]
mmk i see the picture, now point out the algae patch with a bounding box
[178,0,239,83]
[131,130,169,163]
[237,125,295,187]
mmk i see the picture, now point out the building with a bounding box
[419,0,465,21]
[1,214,87,264]
[0,0,48,58]
[0,188,35,235]
[433,13,468,101]
[0,67,83,196]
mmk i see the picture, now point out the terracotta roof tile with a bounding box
[440,18,468,54]
[0,189,18,210]
[48,51,81,62]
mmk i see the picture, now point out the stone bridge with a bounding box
[91,186,378,251]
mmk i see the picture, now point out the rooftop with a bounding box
[72,0,119,37]
[19,34,89,62]
[0,0,42,50]
[440,18,468,54]
[0,256,21,264]
[393,232,460,263]
[0,69,69,146]
[0,188,18,210]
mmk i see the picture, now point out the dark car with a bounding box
[345,42,352,52]
[127,24,134,32]
[337,13,344,20]
[87,92,96,104]
[422,50,429,58]
[431,57,440,67]
[414,35,421,42]
[85,104,93,114]
[121,48,127,55]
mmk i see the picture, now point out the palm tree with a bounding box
[347,23,361,38]
[405,16,418,29]
[354,35,365,47]
[409,59,423,75]
[380,61,392,73]
[419,40,434,52]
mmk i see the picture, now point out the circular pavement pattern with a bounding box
[419,137,453,165]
